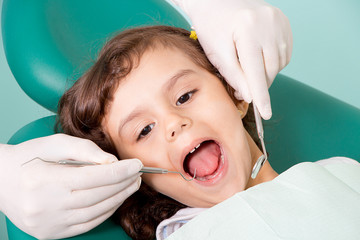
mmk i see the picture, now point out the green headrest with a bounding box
[1,0,190,112]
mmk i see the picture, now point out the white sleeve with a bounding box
[167,0,184,8]
[156,207,206,240]
[316,156,359,166]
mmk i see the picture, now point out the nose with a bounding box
[165,113,192,142]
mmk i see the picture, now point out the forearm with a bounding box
[0,143,20,214]
[169,0,239,16]
[0,143,11,213]
[168,0,200,15]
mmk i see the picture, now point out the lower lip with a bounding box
[193,143,228,186]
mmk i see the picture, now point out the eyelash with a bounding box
[176,89,197,106]
[137,123,154,141]
[136,89,198,141]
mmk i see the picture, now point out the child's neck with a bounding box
[245,132,278,189]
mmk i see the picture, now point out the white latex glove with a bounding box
[0,134,143,239]
[170,0,293,119]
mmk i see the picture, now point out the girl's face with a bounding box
[103,47,257,207]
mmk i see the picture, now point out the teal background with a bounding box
[0,1,359,240]
[266,0,360,110]
[0,0,53,145]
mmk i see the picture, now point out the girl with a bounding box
[57,25,279,239]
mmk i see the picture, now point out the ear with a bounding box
[236,101,249,119]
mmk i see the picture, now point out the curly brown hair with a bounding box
[57,25,258,240]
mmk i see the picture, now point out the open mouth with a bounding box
[183,140,225,182]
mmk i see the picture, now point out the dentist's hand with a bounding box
[171,0,293,119]
[0,134,143,239]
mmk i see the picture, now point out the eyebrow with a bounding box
[118,107,146,137]
[118,69,195,136]
[164,69,196,93]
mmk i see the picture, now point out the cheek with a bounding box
[195,90,240,125]
[211,99,244,139]
[143,174,174,191]
[118,144,162,167]
[142,174,189,203]
[230,129,254,187]
[115,136,170,175]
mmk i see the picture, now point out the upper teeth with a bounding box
[189,143,201,154]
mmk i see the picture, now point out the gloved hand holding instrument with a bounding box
[0,134,143,239]
[171,0,293,120]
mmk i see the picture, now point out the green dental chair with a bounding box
[2,0,360,239]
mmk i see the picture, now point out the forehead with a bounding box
[113,47,202,103]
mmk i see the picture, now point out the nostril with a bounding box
[169,121,189,139]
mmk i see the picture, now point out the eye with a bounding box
[176,90,197,106]
[137,123,155,141]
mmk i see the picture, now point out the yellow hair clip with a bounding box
[189,30,198,40]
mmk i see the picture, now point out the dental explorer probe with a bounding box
[251,104,268,179]
[140,167,197,182]
[22,157,101,166]
[23,157,196,182]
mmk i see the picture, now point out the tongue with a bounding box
[186,141,221,177]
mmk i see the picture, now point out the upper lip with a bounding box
[179,137,219,175]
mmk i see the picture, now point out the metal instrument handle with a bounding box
[140,167,168,174]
